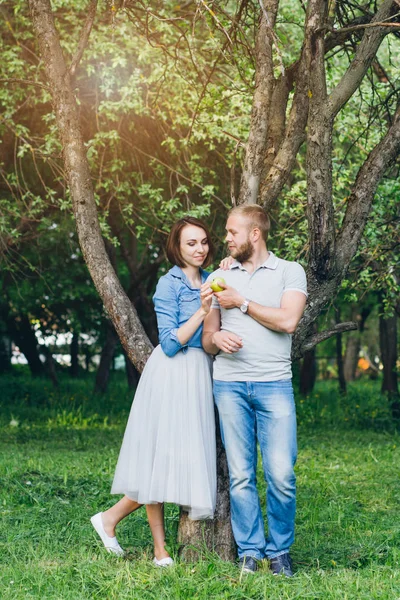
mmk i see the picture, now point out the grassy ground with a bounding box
[1,373,399,599]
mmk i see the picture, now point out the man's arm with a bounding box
[215,288,307,334]
[247,291,307,333]
[202,308,243,355]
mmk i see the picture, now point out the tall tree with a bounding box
[236,0,400,357]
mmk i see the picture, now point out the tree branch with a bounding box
[259,1,317,209]
[325,15,371,52]
[294,99,400,357]
[329,20,400,35]
[306,0,336,281]
[328,0,396,119]
[262,72,292,174]
[69,0,98,77]
[303,322,358,352]
[258,0,285,75]
[238,5,277,204]
[0,78,50,90]
[260,6,397,209]
[292,321,358,360]
[336,105,400,275]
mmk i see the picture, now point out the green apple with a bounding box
[210,277,226,292]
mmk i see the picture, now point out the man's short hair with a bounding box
[228,205,270,241]
[166,216,214,268]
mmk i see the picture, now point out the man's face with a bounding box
[225,215,254,263]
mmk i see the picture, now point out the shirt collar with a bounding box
[169,265,208,288]
[230,251,279,271]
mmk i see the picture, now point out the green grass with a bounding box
[1,375,400,599]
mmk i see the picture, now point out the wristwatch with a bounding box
[240,298,250,314]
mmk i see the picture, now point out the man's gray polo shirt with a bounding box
[208,251,307,382]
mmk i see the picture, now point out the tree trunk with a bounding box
[379,307,399,417]
[124,350,139,389]
[94,321,119,394]
[85,349,91,372]
[70,332,79,378]
[299,347,317,395]
[238,8,276,205]
[9,314,45,377]
[343,305,371,381]
[343,333,360,382]
[42,346,59,387]
[336,320,347,395]
[178,412,236,561]
[0,334,12,374]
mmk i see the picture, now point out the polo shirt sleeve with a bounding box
[283,262,308,297]
[153,276,189,357]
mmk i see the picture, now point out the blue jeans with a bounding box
[213,379,297,560]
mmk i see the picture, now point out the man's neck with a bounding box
[241,247,269,274]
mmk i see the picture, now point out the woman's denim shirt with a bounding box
[153,265,209,357]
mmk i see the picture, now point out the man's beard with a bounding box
[231,238,254,263]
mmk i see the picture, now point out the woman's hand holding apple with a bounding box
[200,282,214,314]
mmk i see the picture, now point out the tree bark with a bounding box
[8,314,45,377]
[343,334,360,382]
[238,6,277,204]
[343,305,371,381]
[124,350,139,389]
[94,321,119,394]
[306,0,335,282]
[70,332,80,378]
[379,304,399,416]
[0,334,12,374]
[336,332,346,395]
[335,308,347,394]
[299,347,317,395]
[69,0,97,77]
[42,346,59,388]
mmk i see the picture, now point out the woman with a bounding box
[91,217,216,567]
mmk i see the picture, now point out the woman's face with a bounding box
[180,224,209,268]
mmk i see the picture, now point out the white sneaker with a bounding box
[153,556,174,567]
[90,512,125,557]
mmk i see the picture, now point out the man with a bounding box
[202,205,307,577]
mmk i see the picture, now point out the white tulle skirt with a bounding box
[111,345,216,520]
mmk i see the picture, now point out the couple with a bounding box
[91,205,307,577]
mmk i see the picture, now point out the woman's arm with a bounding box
[154,278,213,357]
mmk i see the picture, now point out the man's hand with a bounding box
[214,284,244,310]
[212,330,243,354]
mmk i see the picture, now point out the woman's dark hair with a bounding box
[166,216,214,268]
